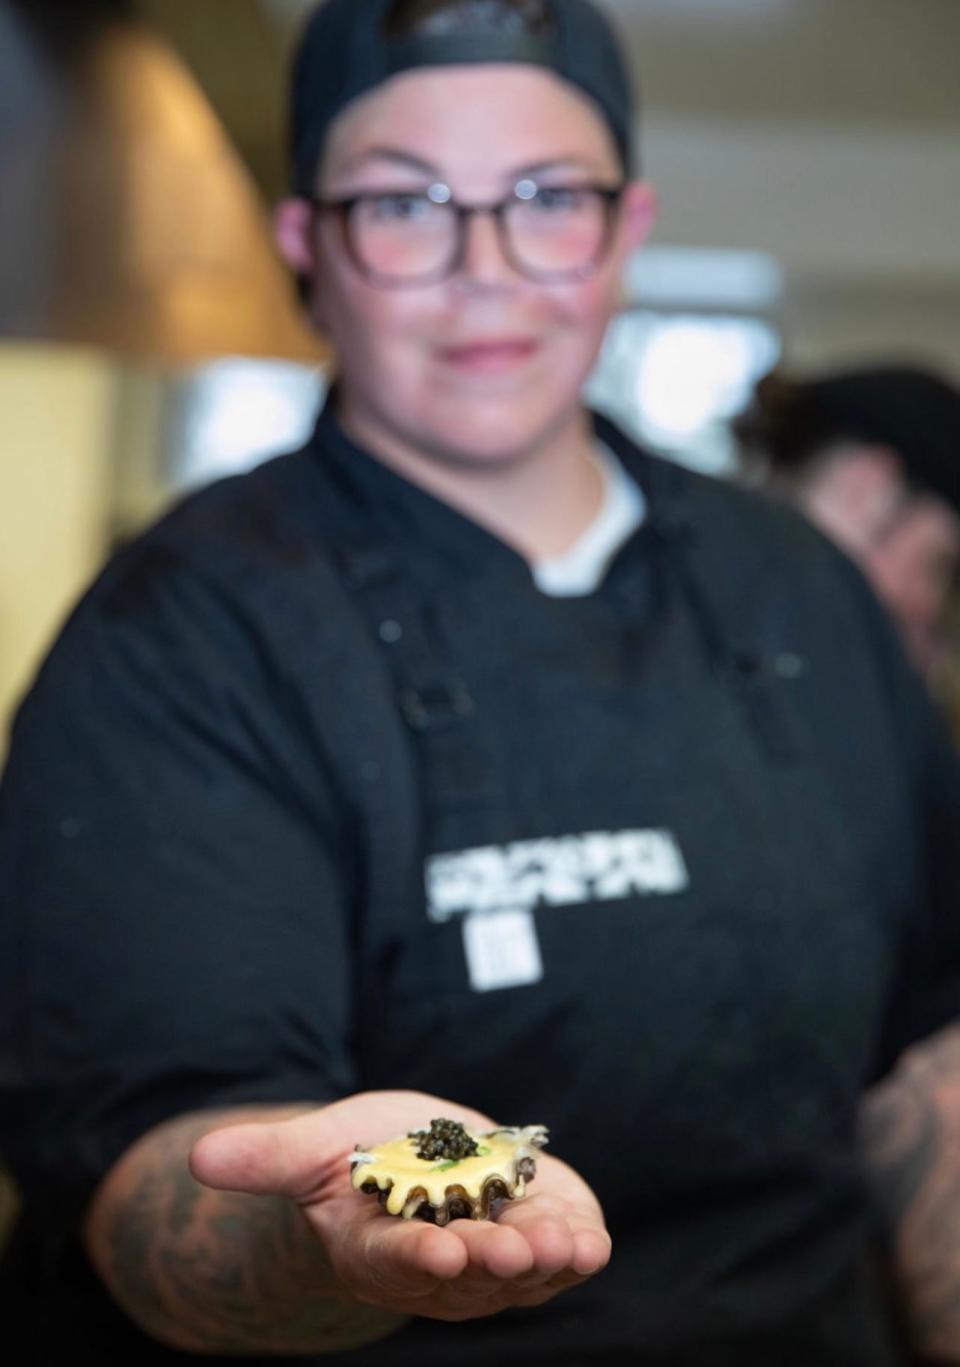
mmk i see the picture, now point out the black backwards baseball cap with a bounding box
[810,366,960,516]
[290,0,637,196]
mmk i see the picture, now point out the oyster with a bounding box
[350,1117,549,1226]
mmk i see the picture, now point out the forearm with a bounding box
[860,1026,960,1362]
[83,1104,406,1356]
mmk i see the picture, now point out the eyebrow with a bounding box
[332,148,610,180]
[518,158,609,177]
[333,147,439,177]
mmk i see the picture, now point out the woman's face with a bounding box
[277,65,655,467]
[864,494,960,672]
[798,445,960,671]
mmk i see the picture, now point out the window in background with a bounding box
[165,358,328,491]
[586,311,782,477]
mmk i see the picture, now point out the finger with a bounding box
[387,1221,470,1284]
[571,1224,612,1276]
[502,1211,574,1277]
[508,1230,611,1301]
[497,1202,608,1287]
[445,1220,536,1279]
[333,1214,469,1302]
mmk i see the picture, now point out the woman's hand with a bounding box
[190,1089,611,1323]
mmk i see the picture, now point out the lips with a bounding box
[436,338,541,372]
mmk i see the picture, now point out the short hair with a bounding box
[735,364,960,514]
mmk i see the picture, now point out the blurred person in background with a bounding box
[4,2,960,1366]
[735,365,960,681]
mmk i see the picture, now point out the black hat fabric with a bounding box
[290,0,636,195]
[810,367,960,516]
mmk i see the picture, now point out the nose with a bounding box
[455,209,517,288]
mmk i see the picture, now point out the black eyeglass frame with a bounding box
[306,181,627,288]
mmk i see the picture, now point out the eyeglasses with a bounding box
[308,179,626,288]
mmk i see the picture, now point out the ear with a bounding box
[274,197,317,276]
[619,180,658,252]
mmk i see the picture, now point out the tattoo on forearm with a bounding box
[860,1027,960,1359]
[101,1114,402,1354]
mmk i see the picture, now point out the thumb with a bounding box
[189,1111,338,1202]
[189,1090,495,1203]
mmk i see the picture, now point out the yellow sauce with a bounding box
[350,1126,545,1217]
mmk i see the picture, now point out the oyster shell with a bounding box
[349,1119,548,1226]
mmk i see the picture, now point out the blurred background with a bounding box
[1,0,959,750]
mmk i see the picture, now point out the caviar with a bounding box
[409,1118,480,1162]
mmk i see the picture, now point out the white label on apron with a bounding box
[427,829,689,923]
[462,909,543,993]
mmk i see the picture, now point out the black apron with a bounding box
[322,471,909,1364]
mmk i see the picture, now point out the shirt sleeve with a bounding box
[0,539,359,1231]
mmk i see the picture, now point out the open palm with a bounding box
[190,1089,611,1323]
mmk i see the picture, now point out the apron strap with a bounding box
[640,457,809,767]
[333,541,504,809]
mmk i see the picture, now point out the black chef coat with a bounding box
[3,401,960,1365]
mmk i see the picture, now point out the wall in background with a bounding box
[0,346,116,753]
